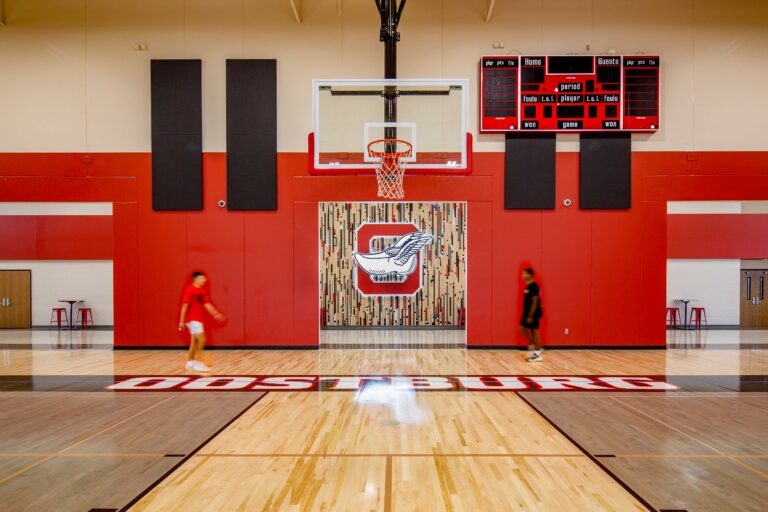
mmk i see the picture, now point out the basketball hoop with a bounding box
[367,139,412,200]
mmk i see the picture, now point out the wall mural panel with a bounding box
[319,202,467,327]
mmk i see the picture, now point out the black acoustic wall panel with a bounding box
[504,133,556,209]
[226,59,277,210]
[580,133,631,209]
[151,59,203,211]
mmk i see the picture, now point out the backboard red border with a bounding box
[307,132,473,176]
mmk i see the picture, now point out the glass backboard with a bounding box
[310,79,471,175]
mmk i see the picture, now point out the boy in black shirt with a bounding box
[519,268,544,362]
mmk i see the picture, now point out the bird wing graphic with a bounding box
[391,231,433,265]
[383,232,414,256]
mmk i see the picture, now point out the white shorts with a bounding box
[186,321,205,335]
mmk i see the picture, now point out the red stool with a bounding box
[666,307,681,328]
[49,308,69,329]
[76,308,94,329]
[689,307,708,329]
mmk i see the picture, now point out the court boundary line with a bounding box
[610,397,724,455]
[516,392,658,512]
[612,396,768,481]
[117,392,269,512]
[5,452,765,459]
[61,397,175,454]
[384,455,392,512]
[0,452,170,458]
[194,453,587,458]
[0,396,174,486]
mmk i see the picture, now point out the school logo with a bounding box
[352,223,433,296]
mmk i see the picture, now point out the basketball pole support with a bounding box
[376,0,406,146]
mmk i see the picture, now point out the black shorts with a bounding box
[520,314,541,330]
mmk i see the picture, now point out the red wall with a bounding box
[668,214,768,259]
[0,215,113,260]
[1,150,767,348]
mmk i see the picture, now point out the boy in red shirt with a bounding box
[178,272,225,372]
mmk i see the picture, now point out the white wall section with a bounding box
[0,261,113,326]
[667,201,768,214]
[0,202,112,215]
[667,259,741,325]
[667,201,742,214]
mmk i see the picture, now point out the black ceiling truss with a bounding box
[375,0,407,141]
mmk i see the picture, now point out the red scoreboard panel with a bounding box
[479,55,659,133]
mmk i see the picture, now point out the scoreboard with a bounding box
[479,55,659,132]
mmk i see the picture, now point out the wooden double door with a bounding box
[0,270,31,329]
[740,270,768,328]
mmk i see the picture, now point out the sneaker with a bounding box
[191,360,210,372]
[185,360,197,371]
[525,351,543,362]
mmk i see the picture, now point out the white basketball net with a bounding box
[367,139,412,200]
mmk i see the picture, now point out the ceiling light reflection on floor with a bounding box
[354,380,425,425]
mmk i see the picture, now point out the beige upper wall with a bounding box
[0,0,766,153]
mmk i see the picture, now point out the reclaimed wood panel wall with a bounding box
[319,202,467,327]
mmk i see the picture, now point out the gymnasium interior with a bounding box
[0,1,767,510]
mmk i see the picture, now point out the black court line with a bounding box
[116,392,269,512]
[18,343,761,351]
[666,343,768,350]
[515,392,658,512]
[0,343,113,351]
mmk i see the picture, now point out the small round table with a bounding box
[57,300,83,330]
[674,299,699,330]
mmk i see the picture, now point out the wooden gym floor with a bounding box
[0,329,766,511]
